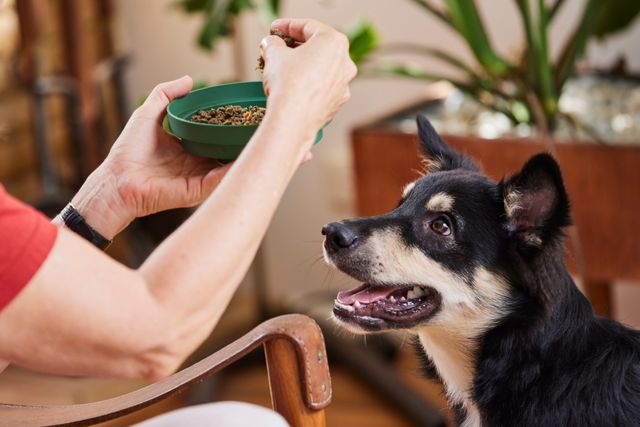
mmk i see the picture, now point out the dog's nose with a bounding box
[322,222,358,252]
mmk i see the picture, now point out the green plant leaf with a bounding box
[370,62,523,124]
[409,0,455,29]
[509,100,530,123]
[443,0,511,76]
[193,0,256,51]
[547,0,566,22]
[372,63,473,89]
[377,43,475,75]
[411,0,512,76]
[515,0,557,130]
[375,42,513,100]
[258,0,281,28]
[347,21,380,65]
[228,0,253,14]
[593,0,640,39]
[175,0,210,13]
[555,0,604,89]
[198,16,226,50]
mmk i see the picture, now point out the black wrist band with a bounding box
[61,204,112,250]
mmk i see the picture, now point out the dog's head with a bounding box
[324,116,570,333]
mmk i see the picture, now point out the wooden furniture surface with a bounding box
[0,314,331,427]
[352,124,640,313]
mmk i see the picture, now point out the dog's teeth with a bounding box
[412,286,425,297]
[400,296,406,302]
[343,304,354,312]
[407,290,416,299]
[336,302,354,312]
[389,296,396,302]
[354,300,362,309]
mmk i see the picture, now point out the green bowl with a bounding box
[165,81,324,160]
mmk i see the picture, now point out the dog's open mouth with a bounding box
[333,283,442,330]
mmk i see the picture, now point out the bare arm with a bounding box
[0,19,356,380]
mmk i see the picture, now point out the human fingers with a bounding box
[260,35,289,97]
[260,34,287,54]
[260,35,288,67]
[270,18,333,42]
[198,162,234,201]
[137,75,193,119]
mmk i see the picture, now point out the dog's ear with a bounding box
[501,153,571,250]
[417,115,479,173]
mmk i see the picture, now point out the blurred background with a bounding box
[0,0,639,425]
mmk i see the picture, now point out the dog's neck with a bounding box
[417,324,482,427]
[416,297,509,427]
[511,237,577,313]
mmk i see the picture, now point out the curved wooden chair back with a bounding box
[0,314,331,427]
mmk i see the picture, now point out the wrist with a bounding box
[259,113,317,164]
[64,163,134,240]
[265,93,325,141]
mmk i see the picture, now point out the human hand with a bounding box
[66,76,232,239]
[259,19,357,140]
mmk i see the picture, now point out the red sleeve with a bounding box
[0,185,58,311]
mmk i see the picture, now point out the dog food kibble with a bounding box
[257,29,297,70]
[189,105,266,126]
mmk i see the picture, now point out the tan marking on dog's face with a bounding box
[365,229,469,303]
[402,181,416,198]
[364,229,509,310]
[426,192,454,212]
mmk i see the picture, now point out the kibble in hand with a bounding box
[257,29,297,71]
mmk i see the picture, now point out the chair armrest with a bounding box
[0,314,331,427]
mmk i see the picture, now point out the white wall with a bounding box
[115,0,640,323]
[114,0,237,98]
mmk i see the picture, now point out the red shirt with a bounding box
[0,185,57,311]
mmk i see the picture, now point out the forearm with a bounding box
[138,110,315,354]
[32,108,315,378]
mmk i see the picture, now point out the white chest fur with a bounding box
[417,328,482,427]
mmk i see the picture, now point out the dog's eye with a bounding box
[430,217,452,236]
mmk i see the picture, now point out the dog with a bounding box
[322,116,640,427]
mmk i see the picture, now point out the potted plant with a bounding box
[348,0,640,316]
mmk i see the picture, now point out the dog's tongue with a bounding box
[337,283,396,305]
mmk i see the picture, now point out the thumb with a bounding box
[138,75,193,119]
[260,35,287,60]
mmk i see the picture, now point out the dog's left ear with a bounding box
[501,153,571,250]
[417,115,479,173]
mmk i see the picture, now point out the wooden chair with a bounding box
[0,314,331,427]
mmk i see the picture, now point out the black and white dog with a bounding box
[322,116,640,427]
